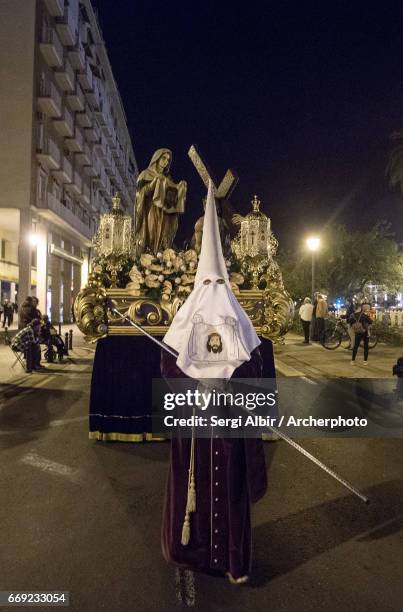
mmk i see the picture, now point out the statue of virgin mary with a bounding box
[134,149,187,255]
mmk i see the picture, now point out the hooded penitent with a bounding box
[163,180,260,379]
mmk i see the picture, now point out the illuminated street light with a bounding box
[306,236,321,252]
[29,232,39,246]
[306,236,321,301]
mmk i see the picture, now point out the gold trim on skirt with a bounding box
[89,431,167,443]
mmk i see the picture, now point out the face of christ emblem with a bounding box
[206,332,223,354]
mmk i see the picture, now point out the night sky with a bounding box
[92,0,403,250]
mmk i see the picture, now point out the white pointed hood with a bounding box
[163,180,260,379]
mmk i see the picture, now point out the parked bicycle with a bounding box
[322,317,378,350]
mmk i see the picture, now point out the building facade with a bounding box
[0,0,137,322]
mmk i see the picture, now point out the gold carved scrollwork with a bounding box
[73,286,108,341]
[261,287,295,343]
[74,287,294,344]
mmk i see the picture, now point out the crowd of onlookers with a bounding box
[7,296,65,374]
[299,294,373,364]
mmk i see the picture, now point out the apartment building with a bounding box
[0,0,137,322]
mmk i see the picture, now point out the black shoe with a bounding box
[33,366,46,371]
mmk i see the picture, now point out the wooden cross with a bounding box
[188,144,239,199]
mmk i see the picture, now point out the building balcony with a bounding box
[36,137,61,171]
[85,80,100,109]
[84,124,100,143]
[39,27,64,67]
[99,173,111,196]
[96,166,107,190]
[101,118,113,139]
[80,182,91,205]
[79,21,88,45]
[44,0,64,17]
[52,155,73,183]
[75,142,92,167]
[116,156,126,173]
[104,146,113,167]
[38,81,62,118]
[115,171,124,192]
[53,106,74,137]
[94,134,108,159]
[107,131,117,149]
[54,59,75,92]
[83,153,100,178]
[65,126,84,153]
[55,2,79,46]
[65,171,82,196]
[37,192,92,242]
[77,60,93,91]
[68,41,86,71]
[76,104,93,128]
[66,83,85,112]
[105,157,116,177]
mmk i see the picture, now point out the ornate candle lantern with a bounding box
[240,195,270,258]
[94,192,133,257]
[231,195,271,288]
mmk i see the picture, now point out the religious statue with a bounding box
[134,149,187,255]
[191,197,233,258]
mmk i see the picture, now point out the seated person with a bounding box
[11,319,43,373]
[40,315,65,361]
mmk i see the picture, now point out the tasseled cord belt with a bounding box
[181,408,196,546]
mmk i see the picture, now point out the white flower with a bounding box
[157,252,163,259]
[145,269,151,276]
[140,253,154,268]
[180,265,186,272]
[166,261,172,268]
[175,277,181,285]
[158,275,164,282]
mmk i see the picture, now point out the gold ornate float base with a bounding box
[74,285,294,344]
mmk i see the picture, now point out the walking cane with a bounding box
[106,299,369,504]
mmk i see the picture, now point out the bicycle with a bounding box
[322,317,378,350]
[322,318,351,350]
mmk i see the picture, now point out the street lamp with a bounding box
[29,232,39,246]
[306,236,321,301]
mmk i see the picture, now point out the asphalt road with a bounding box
[1,342,403,611]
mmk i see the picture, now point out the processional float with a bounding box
[74,145,295,343]
[74,145,369,504]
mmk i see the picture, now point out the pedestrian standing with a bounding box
[2,298,13,327]
[345,299,356,348]
[299,297,314,344]
[310,293,319,340]
[31,296,42,319]
[316,294,328,344]
[349,303,373,365]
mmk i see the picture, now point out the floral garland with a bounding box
[126,248,245,300]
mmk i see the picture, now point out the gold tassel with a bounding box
[187,474,196,513]
[181,511,191,546]
[181,411,196,547]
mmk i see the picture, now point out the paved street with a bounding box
[1,331,403,611]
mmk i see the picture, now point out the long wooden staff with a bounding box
[106,299,369,504]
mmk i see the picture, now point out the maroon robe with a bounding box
[160,347,267,579]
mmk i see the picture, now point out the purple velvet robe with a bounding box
[160,348,267,579]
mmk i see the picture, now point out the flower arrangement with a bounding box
[126,248,244,300]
